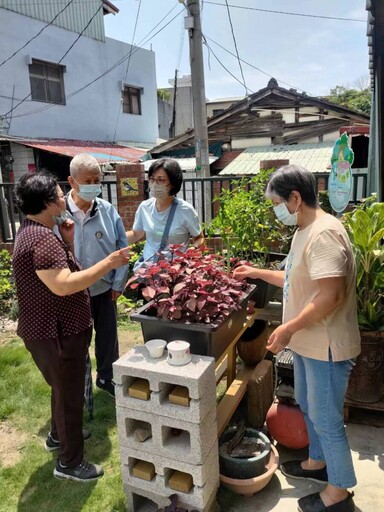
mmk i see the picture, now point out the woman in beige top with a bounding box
[234,165,360,512]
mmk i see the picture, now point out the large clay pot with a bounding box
[237,320,268,365]
[266,402,309,449]
[346,331,384,403]
[219,428,271,479]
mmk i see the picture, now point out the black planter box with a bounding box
[130,287,255,360]
[248,253,287,308]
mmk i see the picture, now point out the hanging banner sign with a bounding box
[328,132,354,213]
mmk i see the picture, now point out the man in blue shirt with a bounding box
[66,154,129,397]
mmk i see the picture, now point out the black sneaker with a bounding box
[96,377,115,397]
[280,460,328,484]
[45,429,91,452]
[53,459,104,482]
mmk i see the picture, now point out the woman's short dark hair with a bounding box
[15,172,58,215]
[148,158,183,196]
[266,164,318,208]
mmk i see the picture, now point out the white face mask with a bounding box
[149,182,169,199]
[273,202,298,226]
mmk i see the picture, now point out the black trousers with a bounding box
[91,289,119,381]
[24,326,92,468]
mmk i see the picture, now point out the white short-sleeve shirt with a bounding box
[133,197,201,269]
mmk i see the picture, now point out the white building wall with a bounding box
[10,143,35,182]
[232,137,271,149]
[0,9,158,144]
[323,130,341,142]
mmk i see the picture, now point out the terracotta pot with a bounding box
[220,444,279,497]
[237,320,268,365]
[346,331,384,403]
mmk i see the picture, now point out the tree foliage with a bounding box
[327,84,371,116]
[157,88,171,102]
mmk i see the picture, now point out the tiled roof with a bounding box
[219,142,335,175]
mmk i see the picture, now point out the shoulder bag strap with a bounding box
[158,198,178,252]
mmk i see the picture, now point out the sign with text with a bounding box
[328,132,354,213]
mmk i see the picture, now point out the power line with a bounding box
[3,1,103,118]
[58,3,103,63]
[203,38,251,93]
[110,0,142,147]
[204,39,369,125]
[224,0,249,95]
[5,5,183,120]
[204,1,366,22]
[204,34,316,95]
[0,0,75,68]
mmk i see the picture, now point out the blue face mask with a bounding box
[52,205,69,226]
[74,179,102,202]
[273,202,298,226]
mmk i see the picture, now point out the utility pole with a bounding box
[185,0,211,220]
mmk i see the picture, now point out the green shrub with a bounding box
[0,249,17,318]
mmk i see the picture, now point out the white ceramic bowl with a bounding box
[145,339,167,358]
[167,340,192,366]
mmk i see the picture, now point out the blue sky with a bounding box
[104,0,369,100]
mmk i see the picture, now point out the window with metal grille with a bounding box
[122,86,142,115]
[29,59,65,105]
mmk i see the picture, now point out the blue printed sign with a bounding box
[328,132,354,213]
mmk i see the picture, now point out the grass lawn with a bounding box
[0,323,142,512]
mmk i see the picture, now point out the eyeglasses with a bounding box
[149,177,169,185]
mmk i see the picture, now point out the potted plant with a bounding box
[128,245,255,359]
[205,171,291,308]
[343,200,384,403]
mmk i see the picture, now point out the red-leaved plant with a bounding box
[127,245,250,324]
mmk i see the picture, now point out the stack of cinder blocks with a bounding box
[113,346,219,512]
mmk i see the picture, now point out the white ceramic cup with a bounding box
[145,339,167,358]
[167,340,192,366]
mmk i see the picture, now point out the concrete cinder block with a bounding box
[123,464,219,511]
[113,346,216,400]
[116,406,217,465]
[124,483,172,511]
[119,440,219,487]
[115,380,217,424]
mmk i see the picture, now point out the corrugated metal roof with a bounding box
[220,142,335,175]
[143,156,219,172]
[13,138,146,163]
[0,0,107,41]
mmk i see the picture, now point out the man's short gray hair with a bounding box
[69,154,101,178]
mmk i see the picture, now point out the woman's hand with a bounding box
[266,324,293,354]
[233,264,260,281]
[106,247,132,270]
[58,219,75,246]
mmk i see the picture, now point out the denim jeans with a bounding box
[293,352,357,488]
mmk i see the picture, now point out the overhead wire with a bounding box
[110,0,142,146]
[204,34,317,96]
[203,37,251,93]
[0,0,76,68]
[202,40,369,125]
[203,1,366,22]
[4,5,184,120]
[2,1,104,118]
[224,0,249,95]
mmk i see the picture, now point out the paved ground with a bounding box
[215,422,384,512]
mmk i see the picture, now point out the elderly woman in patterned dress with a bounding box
[12,172,130,482]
